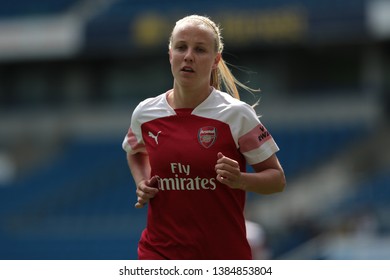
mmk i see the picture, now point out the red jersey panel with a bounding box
[123,89,279,259]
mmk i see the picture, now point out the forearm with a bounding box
[126,152,151,185]
[240,168,286,194]
[127,152,159,208]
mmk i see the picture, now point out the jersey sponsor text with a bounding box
[157,162,216,191]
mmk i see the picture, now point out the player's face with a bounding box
[169,22,220,89]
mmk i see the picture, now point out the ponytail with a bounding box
[211,58,259,100]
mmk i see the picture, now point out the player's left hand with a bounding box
[215,152,242,189]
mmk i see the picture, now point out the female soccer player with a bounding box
[122,15,286,259]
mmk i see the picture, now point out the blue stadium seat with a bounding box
[0,122,373,259]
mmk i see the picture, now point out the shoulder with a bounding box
[208,89,259,120]
[194,89,261,137]
[212,89,244,105]
[133,92,166,114]
[132,91,174,122]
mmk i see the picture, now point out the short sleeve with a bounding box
[122,104,146,154]
[237,104,279,165]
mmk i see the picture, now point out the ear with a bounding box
[212,53,221,70]
[169,49,173,64]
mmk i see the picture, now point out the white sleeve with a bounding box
[122,104,146,154]
[236,104,279,165]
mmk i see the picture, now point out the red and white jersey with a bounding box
[122,88,279,259]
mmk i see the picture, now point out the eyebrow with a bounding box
[173,40,208,47]
[174,40,208,46]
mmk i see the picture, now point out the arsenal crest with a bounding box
[198,126,217,148]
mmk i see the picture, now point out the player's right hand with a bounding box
[135,175,159,208]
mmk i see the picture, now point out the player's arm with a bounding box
[243,154,286,194]
[215,152,286,194]
[127,152,159,208]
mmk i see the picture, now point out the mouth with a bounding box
[181,66,195,73]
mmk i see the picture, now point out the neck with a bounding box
[169,83,212,109]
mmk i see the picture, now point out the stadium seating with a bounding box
[272,123,362,180]
[0,138,144,259]
[0,122,375,259]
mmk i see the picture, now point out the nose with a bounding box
[184,49,194,62]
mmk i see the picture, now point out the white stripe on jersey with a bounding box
[123,88,279,164]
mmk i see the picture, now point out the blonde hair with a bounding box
[169,15,258,100]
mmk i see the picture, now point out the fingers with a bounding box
[148,175,159,187]
[134,176,159,208]
[134,201,144,209]
[215,153,240,175]
[215,153,242,189]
